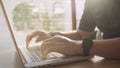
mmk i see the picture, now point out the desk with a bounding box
[0,22,120,68]
[0,49,120,68]
[0,32,120,68]
[0,49,24,68]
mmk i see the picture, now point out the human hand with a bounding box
[40,35,83,59]
[26,30,51,48]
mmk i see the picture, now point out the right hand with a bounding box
[40,35,82,58]
[26,30,51,48]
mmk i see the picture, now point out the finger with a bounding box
[42,41,69,53]
[42,46,66,58]
[26,34,38,48]
[43,35,63,42]
[40,42,54,59]
[26,35,32,48]
[40,42,51,55]
[35,36,41,43]
[41,46,58,59]
[40,38,53,52]
[33,30,50,38]
[40,43,47,59]
[42,37,55,42]
[35,35,49,43]
[40,42,45,55]
[26,31,42,48]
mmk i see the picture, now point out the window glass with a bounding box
[75,0,85,29]
[2,0,72,46]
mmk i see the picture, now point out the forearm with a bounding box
[90,38,120,59]
[54,31,82,40]
[49,29,91,40]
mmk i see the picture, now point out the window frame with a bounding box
[71,0,77,30]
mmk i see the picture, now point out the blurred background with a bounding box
[1,0,85,46]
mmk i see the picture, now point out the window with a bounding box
[2,0,85,46]
[75,0,85,29]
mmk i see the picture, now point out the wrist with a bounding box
[72,40,83,54]
[49,32,60,37]
[89,40,96,55]
[82,38,93,56]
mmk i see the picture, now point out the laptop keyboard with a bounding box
[19,45,92,67]
[19,45,64,63]
[21,46,43,62]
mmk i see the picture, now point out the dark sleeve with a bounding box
[79,0,96,32]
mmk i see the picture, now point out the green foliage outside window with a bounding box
[13,2,40,31]
[12,1,65,31]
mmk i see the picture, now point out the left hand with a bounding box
[40,35,83,58]
[26,30,52,48]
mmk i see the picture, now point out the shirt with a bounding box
[79,0,120,39]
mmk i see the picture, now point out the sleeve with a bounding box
[79,0,96,32]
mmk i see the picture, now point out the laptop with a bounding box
[1,1,93,68]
